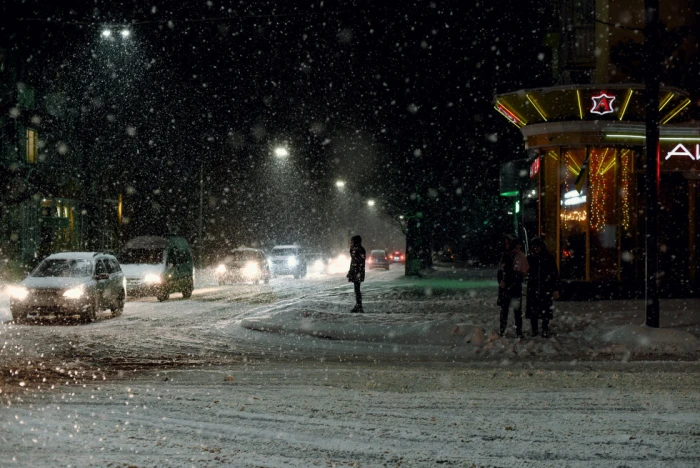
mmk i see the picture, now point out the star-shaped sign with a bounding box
[590,93,616,115]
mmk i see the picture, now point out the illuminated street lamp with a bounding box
[101,29,112,38]
[367,199,375,207]
[120,29,131,38]
[335,180,346,189]
[274,147,289,158]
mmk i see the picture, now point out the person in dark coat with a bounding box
[525,237,560,338]
[347,235,366,313]
[497,234,529,338]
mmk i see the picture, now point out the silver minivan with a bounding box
[8,252,126,323]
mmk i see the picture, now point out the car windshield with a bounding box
[230,251,259,261]
[371,251,386,257]
[272,248,298,257]
[118,248,164,265]
[31,259,93,278]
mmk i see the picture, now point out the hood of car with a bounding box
[120,263,164,278]
[22,276,91,290]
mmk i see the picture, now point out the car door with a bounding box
[94,259,109,307]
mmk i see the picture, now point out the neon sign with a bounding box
[665,143,700,160]
[590,93,616,115]
[495,102,523,127]
[530,157,540,178]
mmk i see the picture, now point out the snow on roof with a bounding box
[124,236,169,249]
[272,244,300,249]
[46,252,100,260]
[232,247,261,252]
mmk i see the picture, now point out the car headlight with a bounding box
[63,286,84,299]
[242,261,261,278]
[313,260,324,271]
[8,285,29,301]
[287,256,298,267]
[144,273,162,284]
[215,264,226,274]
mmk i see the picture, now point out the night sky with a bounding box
[1,0,550,259]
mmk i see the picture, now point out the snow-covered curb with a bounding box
[603,324,699,354]
[241,308,481,346]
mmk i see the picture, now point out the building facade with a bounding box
[494,1,700,298]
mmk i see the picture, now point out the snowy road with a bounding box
[2,267,700,466]
[2,362,699,467]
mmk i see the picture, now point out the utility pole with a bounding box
[198,160,204,270]
[644,0,661,327]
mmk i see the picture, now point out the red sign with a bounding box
[590,93,616,115]
[530,157,540,178]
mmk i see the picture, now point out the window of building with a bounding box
[26,128,38,164]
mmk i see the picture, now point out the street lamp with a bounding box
[335,180,346,189]
[367,199,375,207]
[120,29,131,38]
[101,29,112,38]
[274,147,289,158]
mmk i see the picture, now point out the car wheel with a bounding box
[182,278,194,299]
[82,296,98,323]
[156,288,169,302]
[11,306,26,324]
[111,291,125,317]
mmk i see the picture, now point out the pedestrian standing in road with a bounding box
[497,234,529,338]
[525,237,560,338]
[347,235,366,313]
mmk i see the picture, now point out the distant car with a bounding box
[269,245,307,279]
[8,252,126,324]
[215,248,270,285]
[306,251,329,274]
[389,251,405,264]
[368,249,390,270]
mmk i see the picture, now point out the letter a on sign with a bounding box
[590,93,616,115]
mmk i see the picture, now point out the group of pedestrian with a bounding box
[497,234,560,338]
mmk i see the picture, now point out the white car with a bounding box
[269,245,307,279]
[8,252,126,324]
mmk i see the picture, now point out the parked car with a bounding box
[215,247,270,284]
[389,250,405,264]
[118,235,194,302]
[368,249,390,270]
[269,245,307,279]
[8,252,126,323]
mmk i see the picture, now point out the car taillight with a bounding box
[368,258,372,263]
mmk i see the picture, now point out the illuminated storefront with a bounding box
[495,84,700,298]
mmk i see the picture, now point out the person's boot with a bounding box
[351,304,363,313]
[541,329,550,339]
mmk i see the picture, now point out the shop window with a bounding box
[589,148,618,281]
[26,128,38,164]
[560,148,587,280]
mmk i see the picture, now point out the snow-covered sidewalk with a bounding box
[237,266,700,360]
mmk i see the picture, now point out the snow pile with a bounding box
[237,267,700,359]
[603,324,699,354]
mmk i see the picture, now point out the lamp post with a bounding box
[644,0,661,327]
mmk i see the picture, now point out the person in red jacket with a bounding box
[346,235,366,313]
